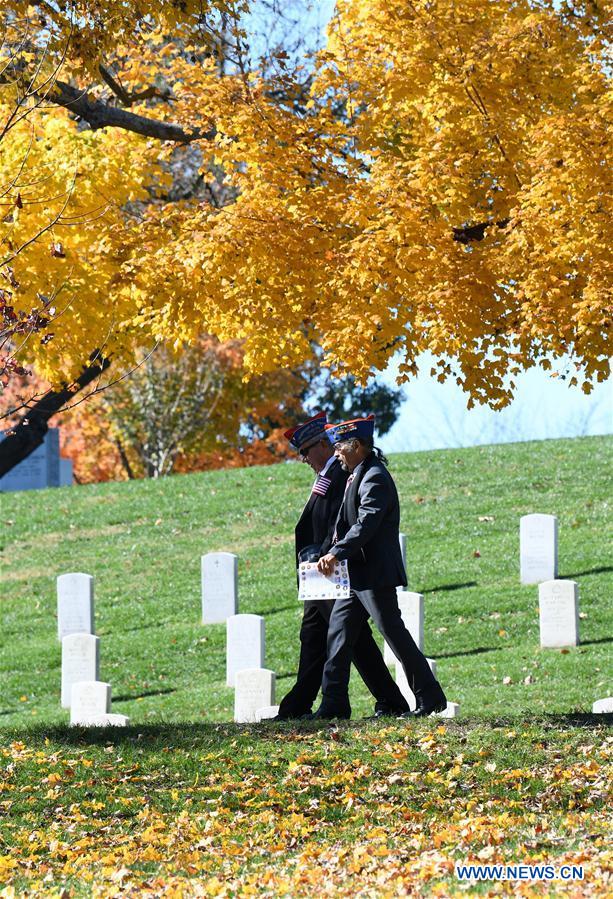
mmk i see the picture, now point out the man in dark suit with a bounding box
[276,412,410,720]
[316,415,447,719]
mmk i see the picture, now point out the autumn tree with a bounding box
[0,0,610,455]
[307,0,611,406]
[55,338,406,483]
[52,337,311,482]
[87,338,309,479]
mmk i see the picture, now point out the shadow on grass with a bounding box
[113,688,177,703]
[6,713,610,751]
[436,646,497,659]
[561,565,613,579]
[579,637,613,647]
[104,621,175,635]
[265,605,297,617]
[424,581,477,593]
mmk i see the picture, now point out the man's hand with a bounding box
[317,553,336,575]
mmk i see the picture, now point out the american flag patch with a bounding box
[312,475,331,496]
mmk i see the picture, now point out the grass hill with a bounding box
[1,435,611,897]
[2,435,611,725]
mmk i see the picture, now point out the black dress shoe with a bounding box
[270,712,313,722]
[310,707,351,720]
[399,687,447,718]
[364,707,409,720]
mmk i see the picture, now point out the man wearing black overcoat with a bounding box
[316,415,448,719]
[276,412,410,720]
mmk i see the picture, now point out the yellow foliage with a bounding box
[1,0,610,406]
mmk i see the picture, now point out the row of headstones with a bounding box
[224,614,276,722]
[506,516,608,704]
[203,512,565,622]
[197,519,583,719]
[57,574,129,727]
[56,509,610,723]
[521,514,581,648]
[61,633,129,726]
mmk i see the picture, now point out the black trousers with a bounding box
[320,587,438,715]
[278,599,409,717]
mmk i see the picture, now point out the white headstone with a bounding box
[255,705,280,721]
[72,713,130,728]
[592,698,613,714]
[234,668,275,724]
[0,428,60,492]
[70,681,111,724]
[57,573,95,640]
[61,633,99,708]
[385,591,424,664]
[520,514,558,584]
[59,458,73,487]
[226,614,265,686]
[538,580,579,647]
[201,552,238,623]
[437,702,460,718]
[396,657,437,710]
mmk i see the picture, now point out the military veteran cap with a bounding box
[325,414,375,444]
[284,411,328,453]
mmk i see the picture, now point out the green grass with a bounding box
[1,435,611,725]
[1,436,612,895]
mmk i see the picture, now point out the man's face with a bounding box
[300,439,333,473]
[333,440,361,472]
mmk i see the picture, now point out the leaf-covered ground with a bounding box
[1,435,612,894]
[1,719,611,897]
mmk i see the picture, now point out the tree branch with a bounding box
[98,63,171,107]
[45,79,216,144]
[452,218,510,244]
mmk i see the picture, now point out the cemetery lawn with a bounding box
[2,434,612,895]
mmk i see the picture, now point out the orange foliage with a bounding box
[56,339,305,483]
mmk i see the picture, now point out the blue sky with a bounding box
[377,354,612,453]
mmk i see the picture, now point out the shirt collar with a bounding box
[317,454,336,479]
[349,457,368,478]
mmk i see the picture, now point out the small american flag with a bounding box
[312,474,332,496]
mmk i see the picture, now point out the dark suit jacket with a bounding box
[294,458,348,565]
[330,453,407,591]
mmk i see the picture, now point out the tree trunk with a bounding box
[0,355,111,477]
